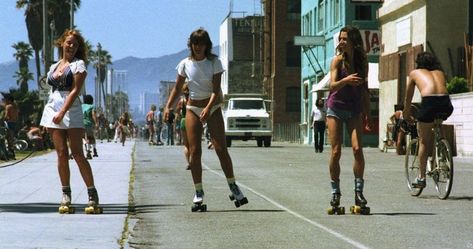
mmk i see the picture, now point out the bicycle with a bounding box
[404,113,454,199]
[0,127,29,160]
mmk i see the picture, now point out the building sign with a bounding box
[333,30,381,56]
[396,17,411,47]
[360,30,381,55]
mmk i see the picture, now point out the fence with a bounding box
[272,123,301,143]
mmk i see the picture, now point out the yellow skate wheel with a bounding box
[339,206,345,215]
[85,206,95,214]
[327,208,335,215]
[58,206,67,214]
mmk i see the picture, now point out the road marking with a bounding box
[203,163,371,249]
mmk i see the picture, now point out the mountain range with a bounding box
[0,47,215,111]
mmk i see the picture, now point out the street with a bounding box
[1,139,472,249]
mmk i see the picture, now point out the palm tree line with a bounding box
[4,0,127,129]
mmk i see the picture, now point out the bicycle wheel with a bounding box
[405,138,423,196]
[432,138,453,199]
[14,140,29,151]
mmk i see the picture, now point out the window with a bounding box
[286,87,301,112]
[286,41,301,67]
[317,0,325,32]
[287,0,301,20]
[355,5,372,20]
[333,0,340,26]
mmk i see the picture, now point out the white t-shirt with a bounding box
[176,57,224,100]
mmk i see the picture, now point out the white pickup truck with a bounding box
[223,97,272,147]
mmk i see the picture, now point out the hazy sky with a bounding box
[0,0,261,63]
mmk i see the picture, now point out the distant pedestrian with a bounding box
[82,94,98,159]
[175,83,190,169]
[156,107,164,145]
[166,108,175,145]
[310,97,326,153]
[146,104,157,145]
[164,28,248,211]
[1,93,19,160]
[39,29,101,214]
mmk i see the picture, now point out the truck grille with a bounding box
[231,118,263,129]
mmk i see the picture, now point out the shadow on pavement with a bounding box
[132,204,186,214]
[371,212,436,216]
[205,209,285,213]
[0,202,131,214]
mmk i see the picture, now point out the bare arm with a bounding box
[53,71,86,124]
[164,74,185,121]
[403,72,416,120]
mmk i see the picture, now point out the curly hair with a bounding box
[55,29,88,63]
[416,52,443,71]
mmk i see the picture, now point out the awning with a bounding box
[310,63,379,92]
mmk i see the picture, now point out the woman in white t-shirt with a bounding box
[164,28,248,211]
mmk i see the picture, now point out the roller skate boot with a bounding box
[191,190,207,212]
[93,148,98,157]
[86,150,92,160]
[58,187,75,214]
[350,191,370,215]
[84,187,103,214]
[228,183,248,208]
[327,193,345,215]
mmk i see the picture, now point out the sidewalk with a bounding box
[0,140,134,249]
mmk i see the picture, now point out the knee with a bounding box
[352,146,364,159]
[331,148,342,161]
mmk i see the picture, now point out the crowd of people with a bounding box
[0,25,454,214]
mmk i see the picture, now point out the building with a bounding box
[300,0,382,146]
[139,92,159,117]
[159,80,175,109]
[378,0,471,153]
[262,0,302,141]
[220,14,264,95]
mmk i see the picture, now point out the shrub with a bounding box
[447,77,469,94]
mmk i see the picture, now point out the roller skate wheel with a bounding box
[339,206,345,215]
[327,208,335,215]
[229,194,235,201]
[85,206,101,214]
[191,203,207,212]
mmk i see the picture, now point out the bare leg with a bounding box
[207,109,234,179]
[417,122,434,179]
[68,128,95,187]
[327,117,342,182]
[347,115,365,178]
[49,129,71,187]
[186,111,203,184]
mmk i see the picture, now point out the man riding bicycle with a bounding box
[403,52,454,189]
[2,94,19,160]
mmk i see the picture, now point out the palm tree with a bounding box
[16,0,81,88]
[16,0,42,87]
[14,68,34,93]
[12,41,34,92]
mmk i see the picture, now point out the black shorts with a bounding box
[416,95,453,123]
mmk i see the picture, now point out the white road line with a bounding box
[203,163,371,249]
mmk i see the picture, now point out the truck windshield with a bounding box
[232,100,264,110]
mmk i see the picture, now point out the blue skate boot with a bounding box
[228,183,248,208]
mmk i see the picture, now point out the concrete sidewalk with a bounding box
[0,140,134,249]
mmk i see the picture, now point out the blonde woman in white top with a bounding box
[164,28,248,211]
[40,29,101,214]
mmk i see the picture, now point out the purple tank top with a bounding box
[326,67,367,113]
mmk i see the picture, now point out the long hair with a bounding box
[55,29,88,63]
[187,28,217,60]
[337,26,367,78]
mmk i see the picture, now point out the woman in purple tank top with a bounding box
[326,26,373,214]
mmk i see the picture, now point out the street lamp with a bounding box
[96,43,102,115]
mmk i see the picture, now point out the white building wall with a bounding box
[445,92,473,157]
[219,18,232,95]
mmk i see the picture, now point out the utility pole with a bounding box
[70,0,74,29]
[43,0,50,72]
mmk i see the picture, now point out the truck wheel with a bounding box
[226,137,232,147]
[263,137,271,147]
[257,139,263,147]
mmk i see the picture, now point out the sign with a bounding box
[333,30,381,56]
[39,88,50,100]
[294,36,325,46]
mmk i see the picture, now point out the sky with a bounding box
[0,0,261,64]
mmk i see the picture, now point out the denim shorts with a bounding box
[326,107,358,121]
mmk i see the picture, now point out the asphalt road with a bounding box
[128,140,473,249]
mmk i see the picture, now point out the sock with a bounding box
[355,178,364,192]
[194,183,203,192]
[62,186,71,192]
[331,180,340,194]
[226,177,236,185]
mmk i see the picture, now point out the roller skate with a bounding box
[84,187,103,214]
[191,190,207,212]
[327,193,345,215]
[58,187,75,214]
[86,150,92,160]
[350,191,370,215]
[228,183,248,208]
[93,148,98,157]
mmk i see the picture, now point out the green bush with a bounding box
[447,77,469,94]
